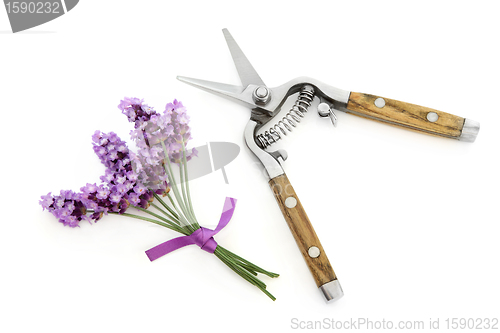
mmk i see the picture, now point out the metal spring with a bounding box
[257,85,315,148]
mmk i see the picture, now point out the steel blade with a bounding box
[222,28,265,88]
[177,76,256,108]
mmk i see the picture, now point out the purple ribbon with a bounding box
[145,197,237,261]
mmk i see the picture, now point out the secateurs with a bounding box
[177,29,480,302]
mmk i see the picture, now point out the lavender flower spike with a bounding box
[39,190,88,228]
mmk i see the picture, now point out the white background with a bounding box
[1,1,499,332]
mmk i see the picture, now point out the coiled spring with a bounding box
[257,85,315,148]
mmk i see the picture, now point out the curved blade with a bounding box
[223,28,265,88]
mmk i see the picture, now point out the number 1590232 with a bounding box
[5,2,60,14]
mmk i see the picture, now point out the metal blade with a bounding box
[222,28,265,88]
[177,76,255,108]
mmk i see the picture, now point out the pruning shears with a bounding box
[177,29,480,302]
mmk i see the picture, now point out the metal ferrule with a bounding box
[459,118,480,142]
[319,280,344,303]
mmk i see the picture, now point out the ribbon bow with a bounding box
[145,197,237,261]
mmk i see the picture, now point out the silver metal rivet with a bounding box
[252,86,271,105]
[308,246,321,258]
[317,102,331,117]
[256,87,268,98]
[285,197,297,208]
[427,112,439,122]
[374,98,385,108]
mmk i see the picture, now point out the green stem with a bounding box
[182,141,199,225]
[160,141,193,230]
[178,153,196,225]
[108,211,188,235]
[218,250,264,287]
[215,248,263,287]
[91,213,278,299]
[230,261,258,276]
[153,192,179,220]
[150,202,180,225]
[214,247,276,301]
[165,192,194,232]
[166,192,178,212]
[219,246,279,278]
[131,206,188,235]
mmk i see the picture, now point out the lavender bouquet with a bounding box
[40,98,278,300]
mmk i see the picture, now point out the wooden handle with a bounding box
[269,174,337,287]
[347,92,466,139]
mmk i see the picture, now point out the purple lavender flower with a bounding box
[121,97,197,178]
[119,97,173,192]
[39,190,88,228]
[128,193,141,206]
[81,183,99,194]
[100,170,114,184]
[109,192,122,204]
[126,170,138,182]
[96,185,110,200]
[161,100,199,164]
[92,131,133,172]
[118,97,155,129]
[165,100,192,144]
[39,193,54,211]
[42,97,195,227]
[115,174,127,184]
[90,131,156,209]
[64,216,79,228]
[133,183,148,196]
[124,181,134,191]
[85,200,98,211]
[41,129,160,227]
[115,183,128,195]
[108,150,118,161]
